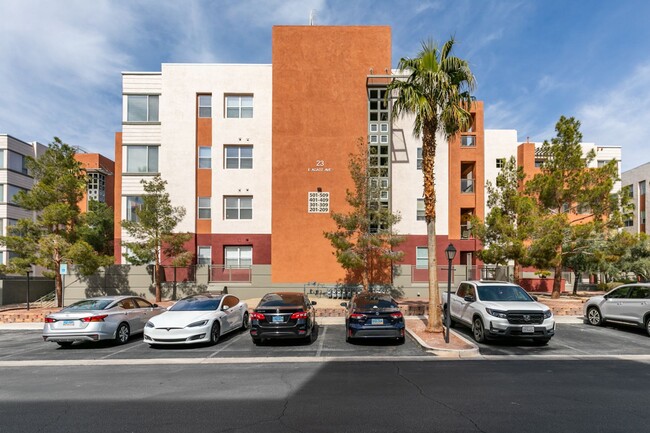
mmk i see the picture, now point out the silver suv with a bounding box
[444,280,555,344]
[583,284,650,336]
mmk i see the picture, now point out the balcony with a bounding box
[461,178,474,193]
[209,265,252,283]
[461,135,476,147]
[460,223,472,239]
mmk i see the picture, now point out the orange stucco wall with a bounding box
[271,26,392,283]
[113,132,123,263]
[75,153,115,213]
[196,96,212,234]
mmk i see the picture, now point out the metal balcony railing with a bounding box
[209,265,252,283]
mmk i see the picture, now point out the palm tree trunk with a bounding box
[427,219,442,332]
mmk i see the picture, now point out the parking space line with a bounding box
[206,332,247,359]
[101,340,147,359]
[316,326,328,357]
[0,344,51,360]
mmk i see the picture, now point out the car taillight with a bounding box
[44,317,56,323]
[80,315,108,323]
[390,312,403,319]
[290,311,308,320]
[250,312,265,320]
[350,313,366,320]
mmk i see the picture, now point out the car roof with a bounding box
[263,291,305,297]
[84,295,139,301]
[180,294,223,300]
[460,280,519,287]
[353,292,391,299]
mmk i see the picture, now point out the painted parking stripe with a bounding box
[101,340,147,359]
[315,325,328,357]
[207,332,247,358]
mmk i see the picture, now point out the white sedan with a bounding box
[144,294,248,345]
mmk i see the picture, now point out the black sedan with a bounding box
[250,292,317,344]
[342,293,405,344]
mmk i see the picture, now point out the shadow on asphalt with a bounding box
[55,333,145,350]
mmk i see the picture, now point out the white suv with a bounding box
[583,284,650,336]
[444,280,555,344]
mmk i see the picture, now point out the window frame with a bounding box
[224,246,253,267]
[496,158,506,169]
[416,246,428,269]
[126,94,159,122]
[125,196,143,222]
[416,148,422,170]
[224,196,253,220]
[224,145,253,169]
[198,146,212,169]
[225,95,254,119]
[198,95,212,118]
[198,197,211,219]
[416,198,425,221]
[125,145,159,174]
[197,246,212,265]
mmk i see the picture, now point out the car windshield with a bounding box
[259,293,304,307]
[169,297,221,311]
[64,299,114,311]
[477,285,533,302]
[354,296,396,309]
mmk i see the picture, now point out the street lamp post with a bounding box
[444,243,457,344]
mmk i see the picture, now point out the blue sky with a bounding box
[1,0,649,170]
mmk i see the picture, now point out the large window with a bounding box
[125,145,158,173]
[224,246,252,267]
[126,95,159,122]
[416,247,428,269]
[198,95,212,118]
[416,199,425,221]
[8,151,27,174]
[198,197,211,219]
[640,181,646,196]
[225,196,252,220]
[125,196,143,222]
[225,95,253,118]
[7,185,26,203]
[225,146,253,169]
[0,149,4,168]
[417,148,422,170]
[197,246,212,265]
[87,172,106,202]
[198,147,212,169]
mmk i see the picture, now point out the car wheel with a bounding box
[252,338,262,345]
[472,317,486,343]
[396,336,405,345]
[241,312,249,330]
[533,337,551,346]
[115,323,130,345]
[587,307,603,326]
[645,316,650,337]
[210,321,220,345]
[57,342,73,348]
[443,306,455,328]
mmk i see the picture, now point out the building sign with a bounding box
[307,160,333,172]
[308,192,330,213]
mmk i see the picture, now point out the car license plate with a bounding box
[62,320,75,327]
[522,325,534,333]
[371,318,383,325]
[272,316,284,323]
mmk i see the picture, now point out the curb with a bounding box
[405,325,480,358]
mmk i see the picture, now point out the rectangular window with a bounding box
[225,146,253,169]
[496,158,505,169]
[126,95,159,122]
[8,151,28,174]
[625,185,633,198]
[88,172,106,202]
[225,95,253,118]
[624,217,634,227]
[225,196,252,220]
[0,184,4,202]
[0,149,4,168]
[416,247,428,269]
[125,196,143,222]
[461,135,476,147]
[125,145,159,173]
[198,197,211,219]
[417,148,422,170]
[597,160,606,168]
[198,147,212,169]
[535,159,544,168]
[197,246,212,265]
[7,185,26,203]
[416,199,425,221]
[198,95,212,118]
[642,211,646,225]
[640,181,646,196]
[224,246,252,267]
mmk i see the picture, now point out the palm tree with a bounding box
[388,38,476,333]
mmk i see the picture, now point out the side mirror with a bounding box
[340,302,348,308]
[222,305,230,311]
[603,294,609,300]
[311,301,317,305]
[464,295,475,303]
[532,296,538,301]
[153,304,159,308]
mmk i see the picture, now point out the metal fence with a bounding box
[411,265,513,285]
[209,265,252,283]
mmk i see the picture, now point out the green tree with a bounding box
[387,38,476,332]
[78,200,114,257]
[526,116,622,298]
[121,176,188,302]
[472,157,536,283]
[0,138,110,307]
[324,139,405,291]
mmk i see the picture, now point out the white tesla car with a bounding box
[144,294,248,345]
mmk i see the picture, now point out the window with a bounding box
[225,95,253,118]
[198,197,211,219]
[496,158,506,169]
[198,95,212,118]
[416,247,428,269]
[641,211,646,225]
[87,172,106,202]
[8,151,27,174]
[640,181,646,196]
[224,246,252,267]
[225,196,252,220]
[628,286,650,299]
[624,218,634,227]
[126,95,159,122]
[597,160,607,168]
[125,145,158,173]
[225,146,253,169]
[198,147,212,169]
[0,149,4,168]
[126,196,143,222]
[416,199,425,221]
[417,148,422,170]
[535,159,544,168]
[461,135,476,147]
[197,246,212,265]
[624,185,633,198]
[7,185,26,203]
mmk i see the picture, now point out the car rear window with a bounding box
[477,285,533,302]
[169,297,221,311]
[259,293,304,307]
[354,296,397,309]
[64,299,114,311]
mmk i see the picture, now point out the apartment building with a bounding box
[621,162,650,234]
[115,25,622,293]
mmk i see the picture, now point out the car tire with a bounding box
[57,342,73,348]
[210,321,221,345]
[645,316,650,337]
[533,337,551,346]
[397,336,405,345]
[443,306,455,328]
[472,317,487,343]
[241,312,249,330]
[115,323,130,345]
[252,337,262,345]
[587,307,603,326]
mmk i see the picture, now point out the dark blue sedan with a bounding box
[341,292,405,344]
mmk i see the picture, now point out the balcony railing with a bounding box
[461,178,474,193]
[209,265,252,283]
[460,223,472,239]
[461,135,476,147]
